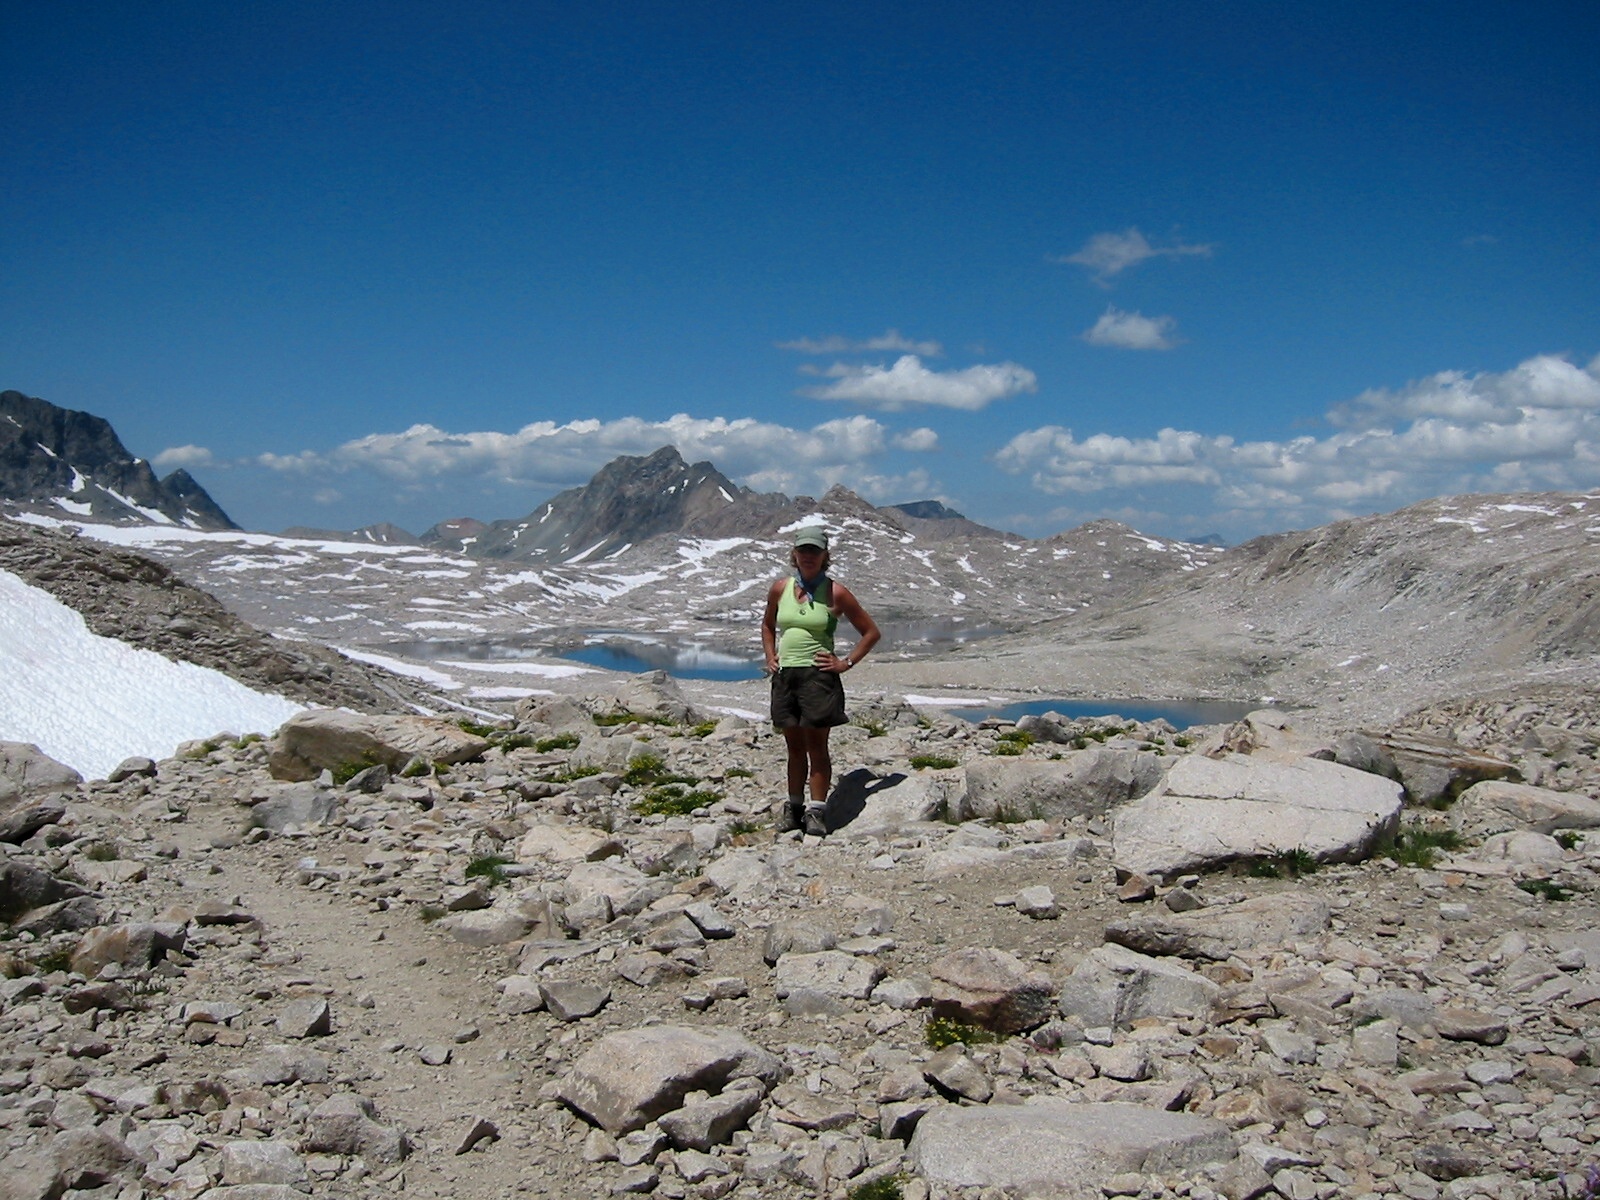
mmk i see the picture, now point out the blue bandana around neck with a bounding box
[794,569,829,604]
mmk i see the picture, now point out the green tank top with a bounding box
[776,577,838,668]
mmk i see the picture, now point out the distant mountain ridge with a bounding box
[0,390,236,530]
[8,393,1598,743]
[418,446,786,560]
[900,488,1600,731]
[0,390,1105,557]
[0,410,1220,656]
[412,445,1024,563]
[888,500,966,520]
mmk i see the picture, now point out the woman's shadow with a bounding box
[819,768,908,833]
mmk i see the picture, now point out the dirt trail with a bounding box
[172,805,561,1198]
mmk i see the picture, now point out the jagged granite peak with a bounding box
[0,389,237,530]
[883,498,1017,544]
[461,445,778,562]
[889,500,967,521]
[162,468,240,531]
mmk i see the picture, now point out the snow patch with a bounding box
[779,514,832,536]
[903,693,1005,707]
[0,569,304,779]
[437,660,596,679]
[704,704,763,721]
[334,648,463,691]
[678,538,751,569]
[1490,503,1559,516]
[102,487,174,524]
[38,520,472,563]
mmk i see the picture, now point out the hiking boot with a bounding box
[776,800,804,834]
[803,807,828,837]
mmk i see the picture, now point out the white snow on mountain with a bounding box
[0,569,304,779]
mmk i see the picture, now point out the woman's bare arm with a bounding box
[761,578,785,673]
[817,582,880,673]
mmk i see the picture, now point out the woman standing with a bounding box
[762,525,881,836]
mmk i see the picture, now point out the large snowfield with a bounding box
[0,569,304,779]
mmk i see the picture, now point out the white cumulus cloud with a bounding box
[802,354,1038,411]
[1054,227,1213,283]
[251,412,943,509]
[893,427,940,452]
[152,444,217,470]
[778,329,944,356]
[1083,307,1180,351]
[1328,354,1600,430]
[997,352,1600,530]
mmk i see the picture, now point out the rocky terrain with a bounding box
[0,489,1225,693]
[5,666,1600,1200]
[4,394,1596,735]
[12,486,1595,744]
[867,491,1600,736]
[5,401,1600,1198]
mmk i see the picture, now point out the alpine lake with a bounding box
[381,623,1258,730]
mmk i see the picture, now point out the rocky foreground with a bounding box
[4,676,1600,1200]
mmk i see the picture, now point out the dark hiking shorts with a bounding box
[770,666,847,728]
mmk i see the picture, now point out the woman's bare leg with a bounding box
[782,726,833,833]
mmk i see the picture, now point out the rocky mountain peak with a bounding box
[0,390,237,530]
[889,499,967,521]
[458,445,774,562]
[813,483,886,521]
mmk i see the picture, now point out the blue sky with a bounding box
[4,1,1597,542]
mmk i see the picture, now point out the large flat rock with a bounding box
[908,1099,1236,1192]
[837,768,960,839]
[1112,753,1404,879]
[1057,943,1221,1028]
[555,1025,781,1135]
[1105,892,1332,962]
[957,750,1166,823]
[1451,779,1600,838]
[268,709,490,781]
